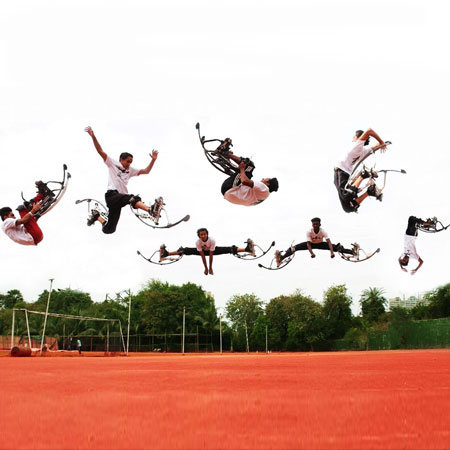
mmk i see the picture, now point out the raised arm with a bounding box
[138,150,159,175]
[239,162,254,187]
[359,128,385,146]
[84,126,108,162]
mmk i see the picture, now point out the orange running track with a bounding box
[1,350,449,449]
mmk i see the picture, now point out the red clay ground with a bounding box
[1,350,449,449]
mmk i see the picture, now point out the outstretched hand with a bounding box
[84,126,94,137]
[330,253,335,259]
[411,269,417,275]
[400,267,408,273]
[150,149,159,161]
[310,253,316,258]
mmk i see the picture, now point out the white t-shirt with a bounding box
[400,235,420,261]
[307,227,329,243]
[105,156,140,194]
[337,140,372,174]
[196,237,216,252]
[224,181,269,206]
[2,218,35,245]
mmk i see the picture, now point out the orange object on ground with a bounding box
[10,346,32,357]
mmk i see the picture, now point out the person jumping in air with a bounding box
[195,122,278,205]
[274,217,354,267]
[159,228,255,275]
[1,201,43,246]
[398,216,432,275]
[334,128,389,213]
[220,153,279,206]
[84,126,159,234]
[0,176,60,246]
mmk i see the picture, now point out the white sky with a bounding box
[1,0,449,315]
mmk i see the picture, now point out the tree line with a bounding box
[1,280,449,351]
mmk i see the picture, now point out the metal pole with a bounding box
[11,308,15,350]
[219,315,222,354]
[245,321,249,352]
[106,323,110,353]
[126,290,132,355]
[182,307,185,354]
[40,279,54,354]
[25,309,32,348]
[265,325,268,354]
[118,321,126,354]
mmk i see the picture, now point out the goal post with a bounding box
[11,308,126,354]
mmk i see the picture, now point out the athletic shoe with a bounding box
[87,209,100,226]
[367,184,383,201]
[245,239,255,256]
[35,181,55,198]
[16,204,28,212]
[177,246,185,254]
[360,167,378,179]
[351,243,360,258]
[335,242,344,252]
[159,244,169,261]
[216,138,233,155]
[231,245,238,255]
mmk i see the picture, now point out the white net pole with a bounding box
[219,315,222,354]
[106,323,110,353]
[126,290,132,355]
[118,321,126,354]
[25,309,32,348]
[11,308,15,350]
[40,278,54,354]
[182,307,185,354]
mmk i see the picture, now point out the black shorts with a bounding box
[221,172,241,195]
[220,160,255,195]
[103,190,138,234]
[334,168,358,213]
[183,246,235,256]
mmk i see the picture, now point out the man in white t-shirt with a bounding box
[334,128,388,213]
[85,126,159,234]
[274,217,353,267]
[399,216,431,275]
[1,202,43,246]
[160,227,254,275]
[222,160,278,206]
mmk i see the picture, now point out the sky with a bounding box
[1,0,449,316]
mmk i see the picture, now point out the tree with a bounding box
[33,288,93,315]
[388,306,411,323]
[225,293,263,352]
[265,295,291,350]
[0,290,25,309]
[137,280,215,336]
[250,314,269,351]
[284,291,326,351]
[360,287,387,323]
[322,285,353,339]
[426,283,450,318]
